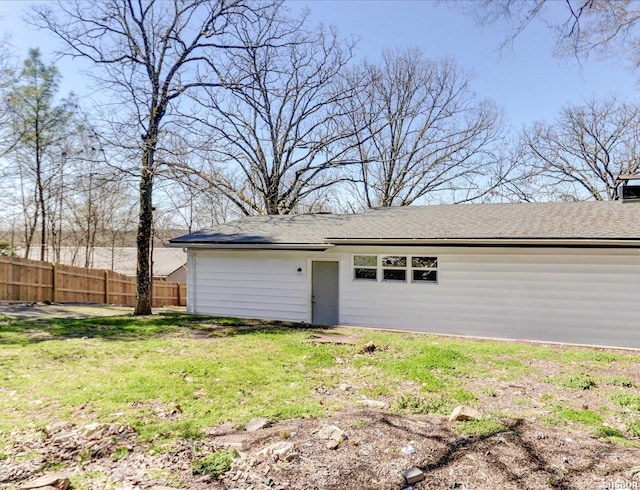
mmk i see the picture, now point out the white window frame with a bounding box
[409,256,438,284]
[351,254,438,284]
[352,254,378,281]
[381,255,408,282]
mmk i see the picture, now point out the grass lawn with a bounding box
[1,313,640,488]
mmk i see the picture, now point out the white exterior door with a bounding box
[312,261,339,325]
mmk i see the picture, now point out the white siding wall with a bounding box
[188,246,640,347]
[190,250,315,322]
[186,252,197,314]
[339,246,640,348]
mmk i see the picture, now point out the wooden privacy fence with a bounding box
[0,255,186,307]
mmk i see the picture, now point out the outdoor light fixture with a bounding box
[297,267,302,274]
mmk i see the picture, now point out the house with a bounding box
[169,201,640,348]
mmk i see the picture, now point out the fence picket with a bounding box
[0,255,186,307]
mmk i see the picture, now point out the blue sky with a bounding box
[1,0,638,131]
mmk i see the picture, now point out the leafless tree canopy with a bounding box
[31,0,284,314]
[4,49,77,261]
[519,97,640,201]
[343,48,504,208]
[467,0,640,64]
[188,9,361,215]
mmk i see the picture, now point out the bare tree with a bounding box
[518,97,640,201]
[467,1,640,64]
[190,9,362,215]
[32,0,283,314]
[4,49,76,261]
[158,175,239,231]
[343,48,504,208]
[0,31,17,155]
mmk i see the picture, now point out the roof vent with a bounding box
[619,175,640,203]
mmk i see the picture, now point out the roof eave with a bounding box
[323,238,640,248]
[168,241,334,251]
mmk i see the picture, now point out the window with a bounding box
[382,255,407,282]
[411,256,438,283]
[352,255,438,284]
[353,255,377,280]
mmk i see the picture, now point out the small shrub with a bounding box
[603,376,635,388]
[192,450,237,479]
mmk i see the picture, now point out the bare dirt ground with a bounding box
[1,303,639,490]
[3,409,639,490]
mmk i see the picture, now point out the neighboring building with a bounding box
[23,246,186,281]
[170,201,640,348]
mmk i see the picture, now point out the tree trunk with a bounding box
[36,132,47,262]
[134,146,154,315]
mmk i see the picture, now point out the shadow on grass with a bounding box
[0,313,334,345]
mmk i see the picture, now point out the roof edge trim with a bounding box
[168,242,333,251]
[322,238,640,247]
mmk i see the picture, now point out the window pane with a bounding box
[383,269,406,281]
[412,270,437,282]
[382,256,406,267]
[355,268,377,280]
[354,255,377,267]
[412,256,437,268]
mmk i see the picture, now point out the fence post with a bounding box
[51,263,57,303]
[104,270,109,305]
[176,282,181,306]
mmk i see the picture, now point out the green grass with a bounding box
[611,393,640,412]
[602,375,635,388]
[547,373,597,390]
[452,418,508,437]
[556,408,602,426]
[0,314,345,440]
[626,420,640,437]
[2,312,640,452]
[391,392,453,415]
[192,449,237,479]
[595,426,623,438]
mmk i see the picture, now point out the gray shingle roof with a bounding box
[169,201,640,247]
